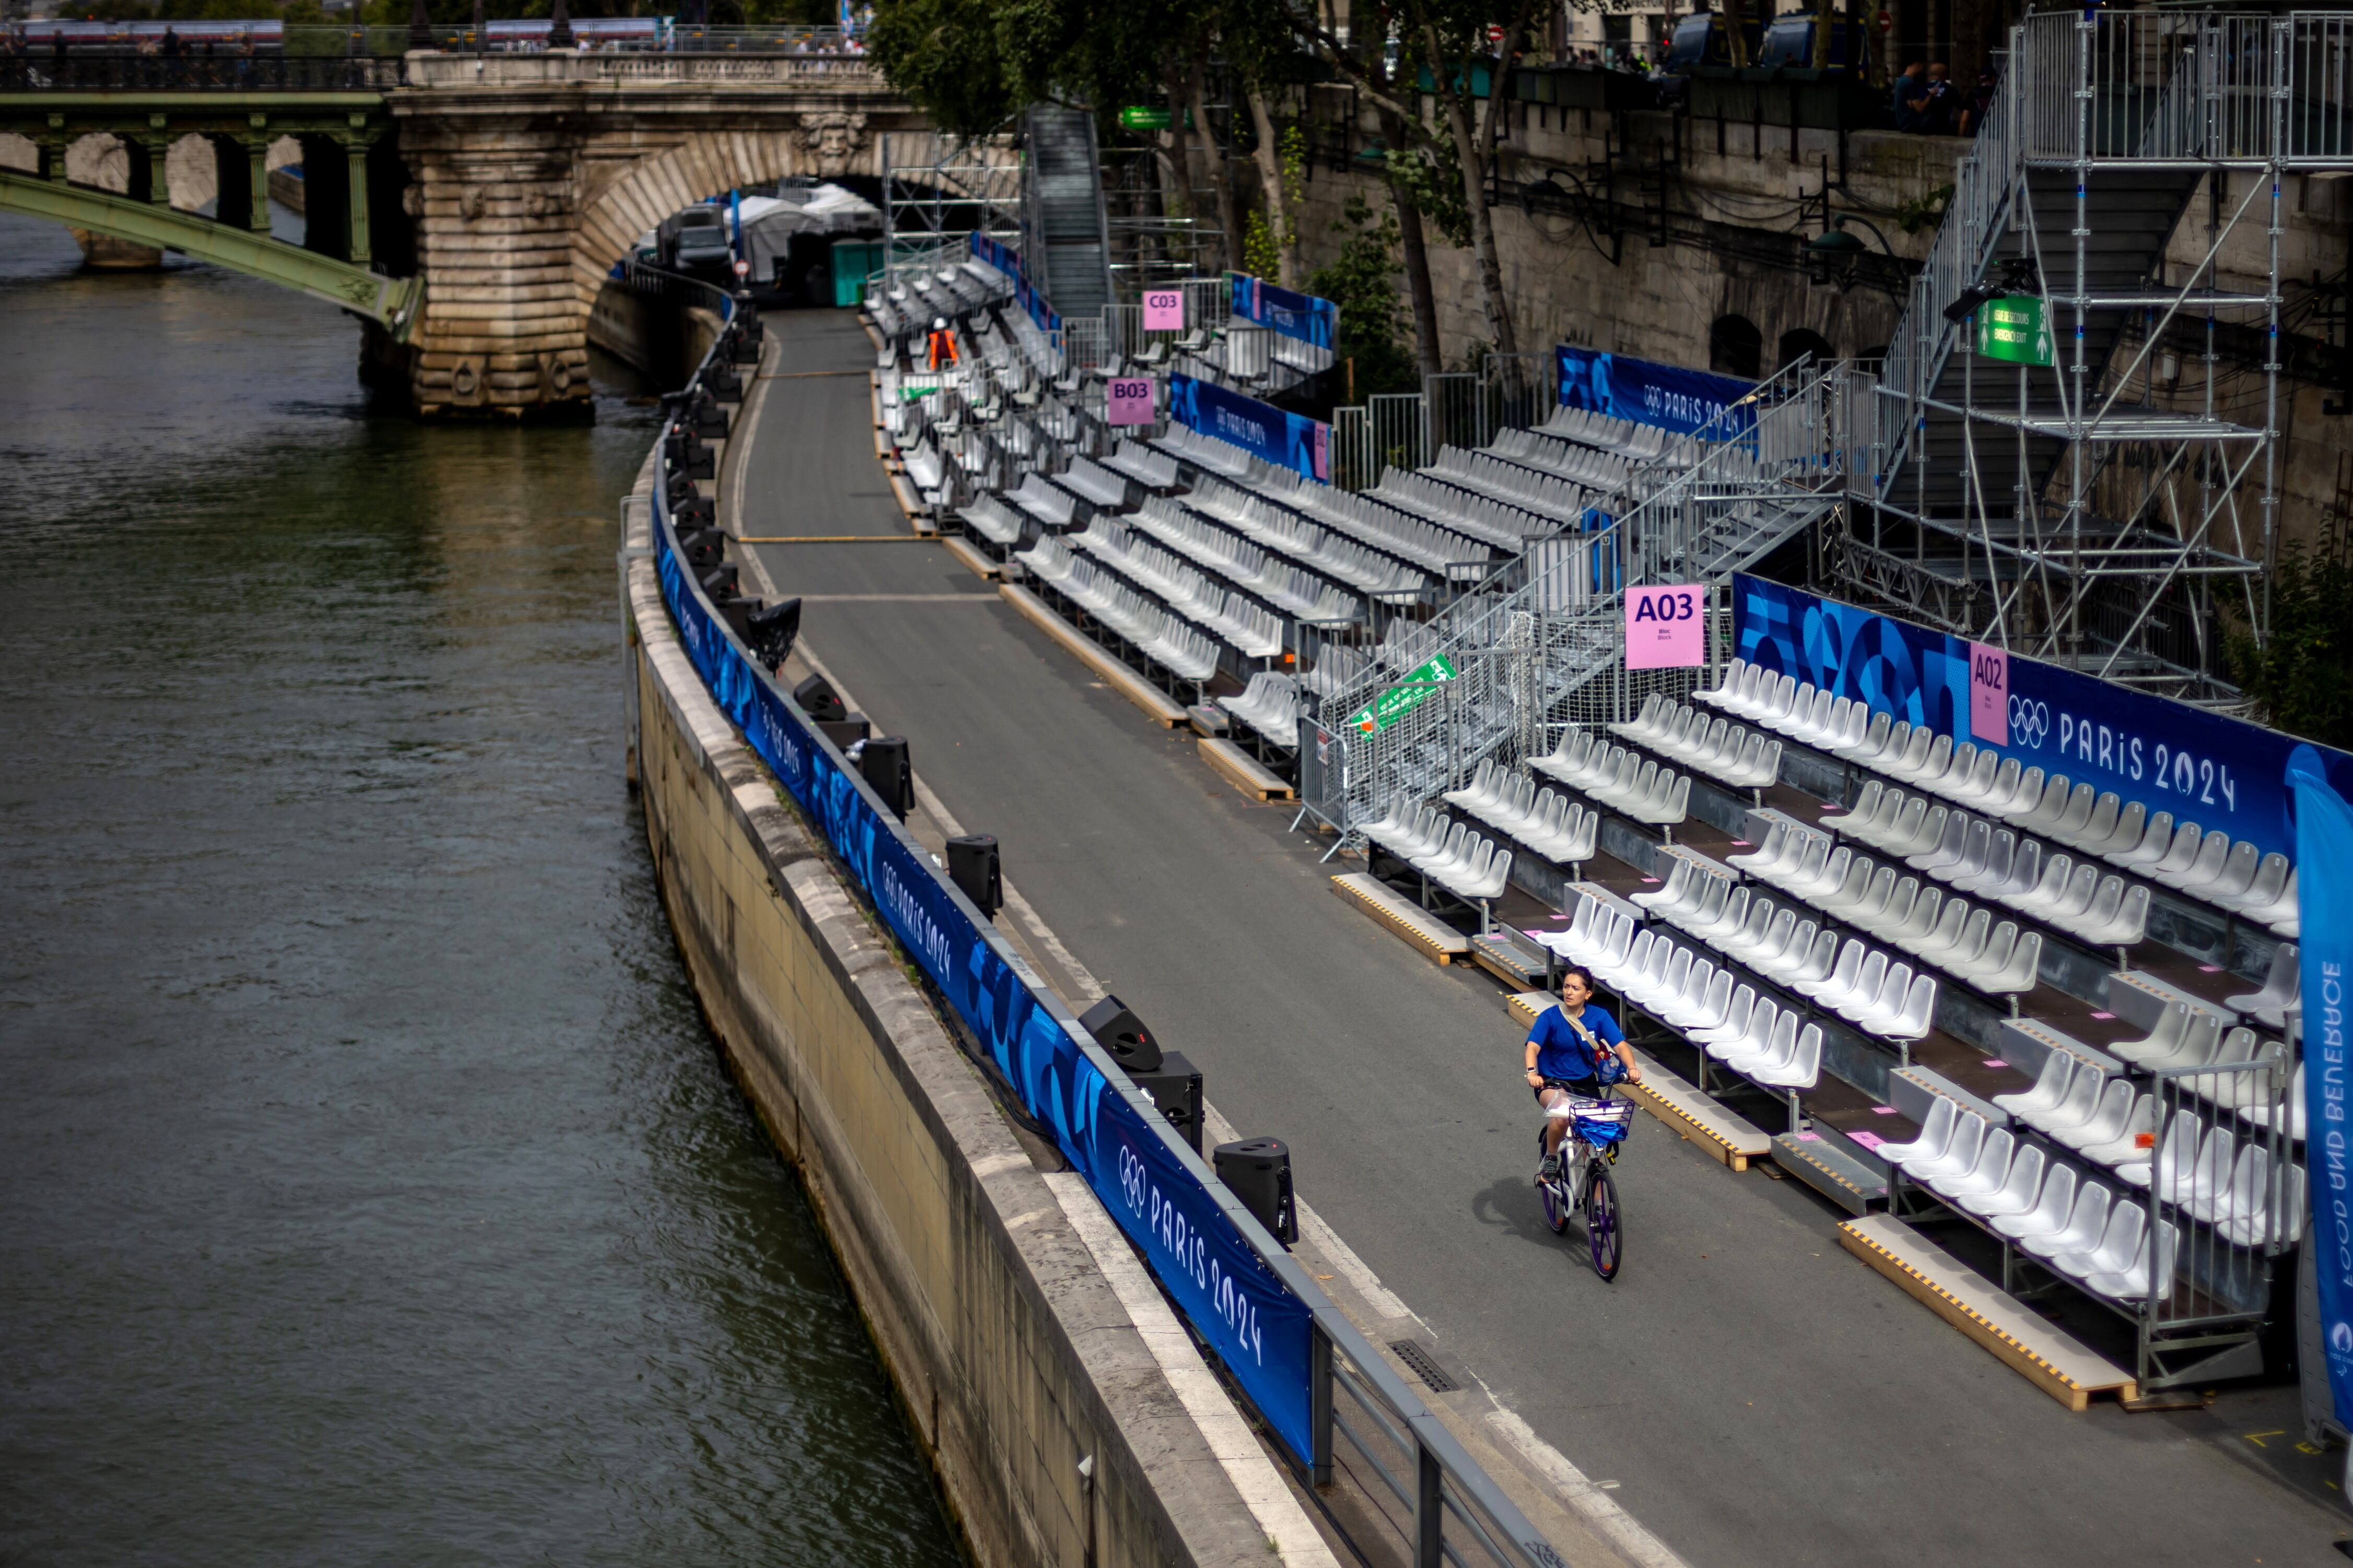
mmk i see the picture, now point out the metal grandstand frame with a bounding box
[1835,9,2353,703]
[880,128,1024,278]
[1297,359,1851,843]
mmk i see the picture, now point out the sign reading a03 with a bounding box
[1624,583,1706,669]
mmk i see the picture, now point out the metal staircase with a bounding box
[1299,361,1851,837]
[1022,106,1114,319]
[1840,10,2353,697]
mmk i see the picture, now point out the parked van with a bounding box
[658,205,734,277]
[1665,10,1758,73]
[1753,13,1872,75]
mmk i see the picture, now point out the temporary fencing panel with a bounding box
[1369,391,1427,480]
[1330,405,1375,491]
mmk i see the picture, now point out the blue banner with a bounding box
[652,491,1314,1459]
[968,232,1059,334]
[2291,746,2350,1436]
[1556,345,1756,438]
[1169,373,1328,483]
[1734,575,2353,863]
[1231,273,1339,352]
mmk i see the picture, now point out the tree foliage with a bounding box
[1308,194,1420,398]
[2227,518,2353,750]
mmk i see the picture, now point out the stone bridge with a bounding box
[0,52,943,415]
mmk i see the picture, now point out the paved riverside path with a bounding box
[733,311,2342,1567]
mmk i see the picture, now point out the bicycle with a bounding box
[1536,1088,1632,1281]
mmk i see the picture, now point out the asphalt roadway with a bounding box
[735,310,2344,1567]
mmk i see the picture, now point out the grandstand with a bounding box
[848,26,2345,1479]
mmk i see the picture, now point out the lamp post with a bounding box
[407,0,434,52]
[548,0,574,50]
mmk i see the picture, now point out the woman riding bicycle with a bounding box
[1525,965,1642,1179]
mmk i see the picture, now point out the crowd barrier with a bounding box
[652,289,1570,1568]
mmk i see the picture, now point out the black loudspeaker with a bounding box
[1079,994,1160,1072]
[817,714,870,751]
[945,834,1000,914]
[673,494,715,528]
[704,360,743,400]
[730,327,762,365]
[690,393,729,438]
[1132,1050,1202,1155]
[793,673,848,723]
[1213,1137,1296,1244]
[666,467,697,501]
[681,528,725,572]
[700,563,741,603]
[860,736,912,818]
[737,303,765,344]
[717,597,762,644]
[747,597,801,671]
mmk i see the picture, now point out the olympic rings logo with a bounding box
[2008,697,2050,748]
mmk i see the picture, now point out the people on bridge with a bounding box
[926,316,959,372]
[1525,965,1640,1180]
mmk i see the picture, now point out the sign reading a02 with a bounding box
[1624,583,1705,669]
[1106,376,1157,426]
[1969,640,2009,745]
[1143,290,1185,332]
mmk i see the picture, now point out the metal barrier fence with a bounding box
[664,285,1578,1568]
[2134,1054,2301,1389]
[1371,391,1429,479]
[1330,405,1376,491]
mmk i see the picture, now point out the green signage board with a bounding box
[1975,294,2054,367]
[1348,654,1460,734]
[1119,105,1173,131]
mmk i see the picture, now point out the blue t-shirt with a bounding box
[1528,1003,1625,1082]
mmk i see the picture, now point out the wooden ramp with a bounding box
[1199,739,1294,800]
[1330,874,1470,965]
[1624,1052,1774,1172]
[1839,1214,2139,1411]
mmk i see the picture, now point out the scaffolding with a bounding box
[1834,9,2353,704]
[879,128,1024,280]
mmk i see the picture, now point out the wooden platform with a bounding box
[1624,1051,1774,1171]
[1507,991,1557,1030]
[1839,1214,2138,1411]
[1470,932,1548,991]
[1199,739,1295,800]
[1330,873,1471,966]
[998,584,1188,728]
[1771,1131,1888,1215]
[942,535,1002,581]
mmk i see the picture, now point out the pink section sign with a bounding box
[1968,640,2009,746]
[1105,376,1157,426]
[1143,289,1185,332]
[1623,584,1706,670]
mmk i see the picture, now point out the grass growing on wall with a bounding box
[2227,513,2353,750]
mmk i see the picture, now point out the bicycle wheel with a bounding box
[1584,1160,1623,1281]
[1540,1165,1570,1234]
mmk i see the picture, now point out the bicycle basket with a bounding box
[1572,1103,1633,1147]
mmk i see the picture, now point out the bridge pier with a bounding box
[209,132,271,233]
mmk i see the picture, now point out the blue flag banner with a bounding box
[1555,344,1756,438]
[1230,273,1339,351]
[2290,745,2350,1433]
[1735,574,2353,864]
[968,232,1059,334]
[1170,372,1329,482]
[652,491,1314,1459]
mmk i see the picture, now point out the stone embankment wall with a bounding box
[621,472,1287,1568]
[1283,87,2350,553]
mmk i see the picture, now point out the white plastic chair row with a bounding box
[1883,1099,2180,1301]
[1356,805,1514,915]
[1690,986,1824,1114]
[2223,943,2298,1032]
[1218,674,1302,749]
[1005,471,1081,527]
[1444,760,1599,866]
[1611,693,1782,791]
[1371,468,1540,550]
[1810,847,2044,1000]
[1058,455,1134,510]
[958,494,1027,548]
[1068,518,1284,661]
[1903,810,2153,949]
[1101,438,1179,490]
[1529,729,1691,827]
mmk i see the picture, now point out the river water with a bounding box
[0,212,965,1567]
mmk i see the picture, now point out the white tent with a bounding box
[738,184,881,279]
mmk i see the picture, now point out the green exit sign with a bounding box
[1975,294,2054,367]
[1119,105,1173,131]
